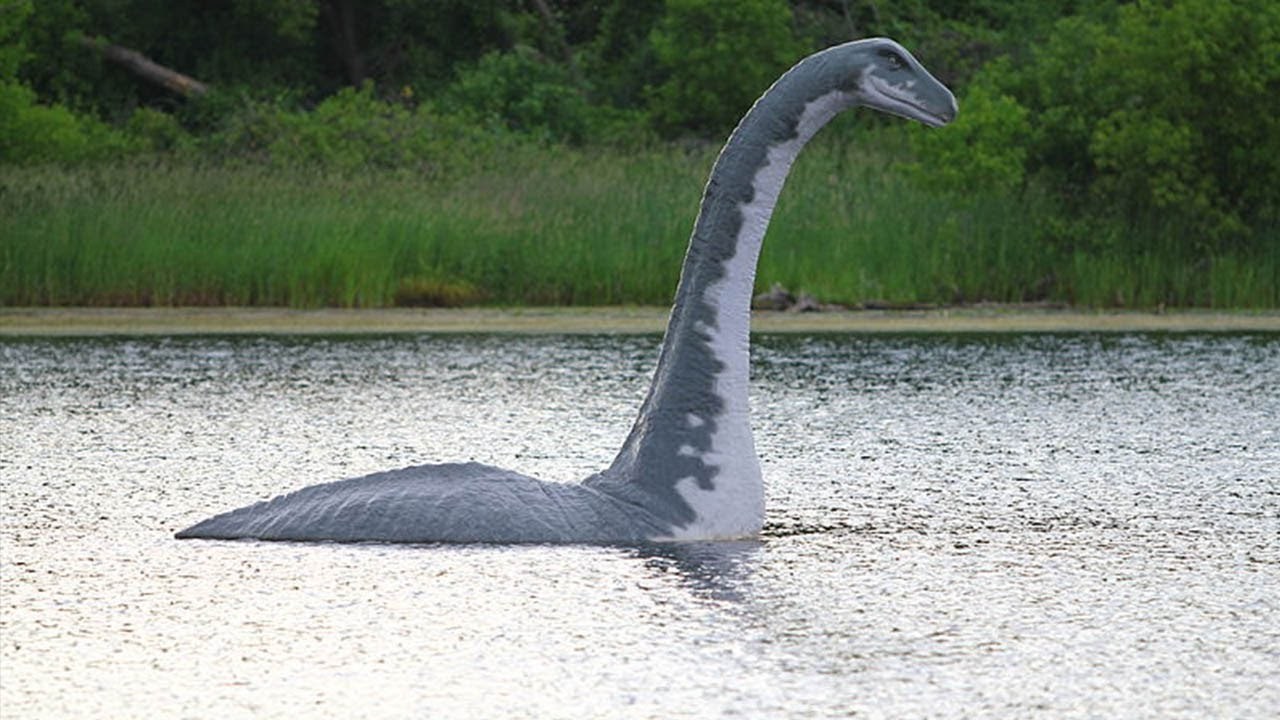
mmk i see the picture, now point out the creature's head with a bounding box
[838,38,957,128]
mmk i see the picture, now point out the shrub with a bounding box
[192,83,509,175]
[1082,0,1280,244]
[0,81,133,164]
[1033,1,1272,242]
[269,83,420,169]
[647,0,802,135]
[441,46,591,144]
[915,0,1280,252]
[125,106,191,152]
[909,68,1030,195]
[0,0,137,165]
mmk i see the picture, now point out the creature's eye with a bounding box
[880,50,906,71]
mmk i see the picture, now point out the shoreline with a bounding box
[3,306,1279,336]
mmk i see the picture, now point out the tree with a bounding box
[442,46,590,143]
[921,0,1280,247]
[647,0,803,135]
[1,0,32,80]
[1085,0,1280,243]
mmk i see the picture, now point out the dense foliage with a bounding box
[2,0,1277,307]
[6,0,1130,147]
[919,0,1280,251]
[647,0,801,134]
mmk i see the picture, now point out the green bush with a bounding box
[191,83,509,175]
[1083,0,1280,244]
[951,0,1280,247]
[190,91,289,162]
[270,83,423,169]
[647,0,802,135]
[442,46,591,144]
[910,69,1030,195]
[125,106,191,152]
[0,0,124,164]
[0,80,133,164]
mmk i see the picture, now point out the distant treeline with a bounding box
[1,1,1278,308]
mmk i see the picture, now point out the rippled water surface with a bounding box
[2,332,1278,719]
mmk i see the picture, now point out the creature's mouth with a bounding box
[903,101,952,128]
[865,75,955,128]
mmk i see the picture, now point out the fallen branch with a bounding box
[78,35,209,98]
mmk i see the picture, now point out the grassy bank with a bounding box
[3,131,1277,309]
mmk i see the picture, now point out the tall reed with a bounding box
[3,135,1276,308]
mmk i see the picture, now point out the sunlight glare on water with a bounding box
[2,333,1277,718]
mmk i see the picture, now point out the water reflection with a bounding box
[632,541,763,604]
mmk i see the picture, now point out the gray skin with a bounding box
[176,38,957,544]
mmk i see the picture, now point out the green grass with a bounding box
[2,133,1276,308]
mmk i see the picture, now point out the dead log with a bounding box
[78,35,209,98]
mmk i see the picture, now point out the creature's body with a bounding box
[176,38,956,544]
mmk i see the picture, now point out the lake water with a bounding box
[2,332,1277,719]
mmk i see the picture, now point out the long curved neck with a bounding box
[666,84,851,388]
[596,54,854,538]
